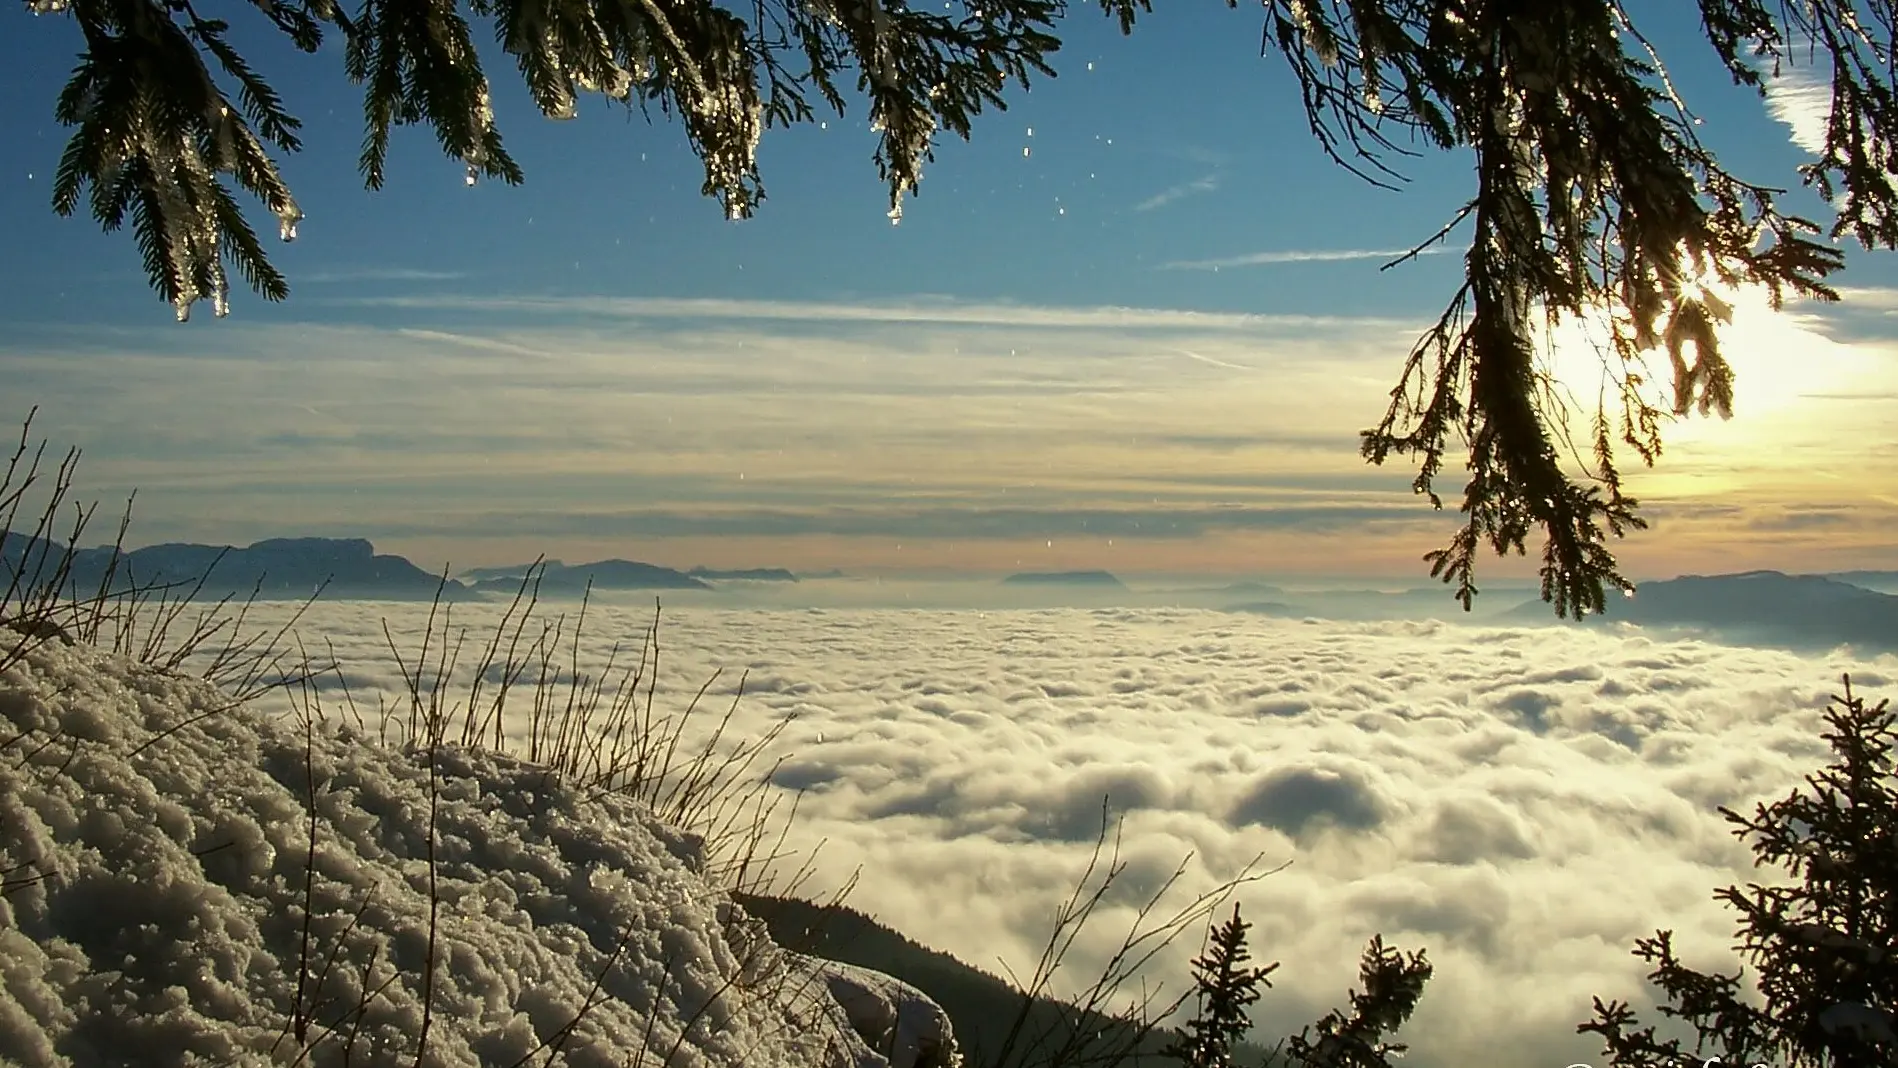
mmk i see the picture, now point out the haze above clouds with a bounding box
[232,597,1881,1068]
[7,271,1897,585]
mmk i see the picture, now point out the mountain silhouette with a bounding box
[688,566,799,582]
[472,559,711,593]
[1000,570,1126,588]
[458,561,563,583]
[1,533,466,601]
[1505,570,1898,652]
[1824,569,1898,593]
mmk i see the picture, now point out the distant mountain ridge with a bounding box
[0,534,834,602]
[472,559,712,593]
[1505,570,1898,652]
[458,561,564,583]
[461,561,812,589]
[1825,569,1898,593]
[1001,570,1126,588]
[688,566,799,582]
[1,532,467,601]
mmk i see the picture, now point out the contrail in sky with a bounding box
[1174,348,1253,371]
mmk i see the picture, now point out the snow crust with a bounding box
[0,640,952,1067]
[791,957,957,1068]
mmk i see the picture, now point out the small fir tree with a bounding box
[1579,676,1897,1068]
[1164,904,1278,1068]
[1282,936,1432,1068]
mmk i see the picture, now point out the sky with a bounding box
[225,597,1886,1068]
[3,2,1898,583]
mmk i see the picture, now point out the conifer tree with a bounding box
[1578,676,1897,1068]
[19,0,1898,612]
[1281,935,1431,1068]
[1165,904,1278,1068]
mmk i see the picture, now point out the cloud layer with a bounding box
[7,288,1897,578]
[233,598,1887,1068]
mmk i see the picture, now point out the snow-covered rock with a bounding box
[0,639,955,1067]
[789,956,960,1068]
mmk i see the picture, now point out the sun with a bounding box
[1533,263,1876,444]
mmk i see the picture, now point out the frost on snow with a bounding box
[794,958,957,1068]
[0,640,957,1067]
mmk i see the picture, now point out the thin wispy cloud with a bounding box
[393,328,562,360]
[1762,54,1831,156]
[299,267,467,285]
[1173,347,1254,371]
[338,293,1415,332]
[1133,173,1220,212]
[1160,246,1456,271]
[360,502,1435,542]
[0,312,1423,568]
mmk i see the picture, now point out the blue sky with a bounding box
[3,2,1896,582]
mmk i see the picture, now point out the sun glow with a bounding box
[1535,269,1877,445]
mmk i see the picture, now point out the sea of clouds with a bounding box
[226,596,1887,1068]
